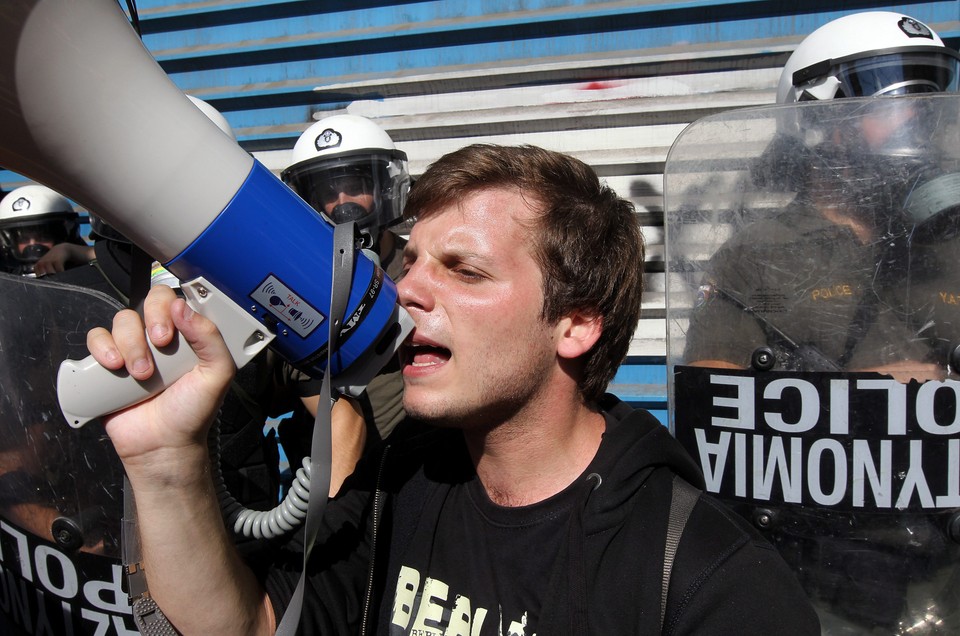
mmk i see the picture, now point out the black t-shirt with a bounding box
[388,460,587,635]
[383,412,619,635]
[263,404,821,635]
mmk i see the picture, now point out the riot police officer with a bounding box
[675,12,960,633]
[0,185,86,277]
[685,11,960,381]
[278,115,411,476]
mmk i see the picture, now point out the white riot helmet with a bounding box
[778,12,960,104]
[281,115,410,246]
[0,185,81,273]
[187,95,237,141]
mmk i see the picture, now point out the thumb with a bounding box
[170,298,236,387]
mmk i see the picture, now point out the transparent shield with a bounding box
[0,272,133,633]
[665,94,960,634]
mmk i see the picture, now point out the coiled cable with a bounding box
[208,421,312,540]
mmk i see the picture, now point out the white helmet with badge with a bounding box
[0,184,81,273]
[281,115,410,246]
[778,11,960,104]
[766,12,960,234]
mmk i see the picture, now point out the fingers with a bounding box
[110,308,155,380]
[32,258,62,277]
[32,261,60,277]
[142,284,178,348]
[86,286,181,381]
[88,284,235,396]
[87,325,127,371]
[32,243,75,276]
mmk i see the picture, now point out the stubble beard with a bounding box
[402,358,549,433]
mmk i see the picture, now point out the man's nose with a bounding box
[396,264,432,313]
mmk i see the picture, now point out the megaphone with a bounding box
[0,0,413,426]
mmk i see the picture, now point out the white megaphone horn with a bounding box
[0,0,412,427]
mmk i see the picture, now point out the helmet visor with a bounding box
[283,151,410,238]
[287,162,380,232]
[315,172,376,209]
[7,225,67,262]
[796,49,960,99]
[837,51,960,97]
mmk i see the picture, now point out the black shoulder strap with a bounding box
[660,475,700,633]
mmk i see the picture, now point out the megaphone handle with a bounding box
[57,277,275,428]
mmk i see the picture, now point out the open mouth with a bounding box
[401,335,451,370]
[403,343,451,367]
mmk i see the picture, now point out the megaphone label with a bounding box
[253,274,325,338]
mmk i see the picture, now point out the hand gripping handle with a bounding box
[57,277,275,428]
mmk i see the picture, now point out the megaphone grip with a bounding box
[57,330,201,428]
[57,278,275,427]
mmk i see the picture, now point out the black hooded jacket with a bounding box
[261,396,820,634]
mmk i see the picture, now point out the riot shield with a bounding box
[0,272,133,634]
[666,93,960,634]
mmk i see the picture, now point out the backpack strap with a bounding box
[660,475,700,633]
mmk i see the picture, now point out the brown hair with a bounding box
[405,144,645,403]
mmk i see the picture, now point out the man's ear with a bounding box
[556,311,602,360]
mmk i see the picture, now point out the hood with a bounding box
[582,395,705,534]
